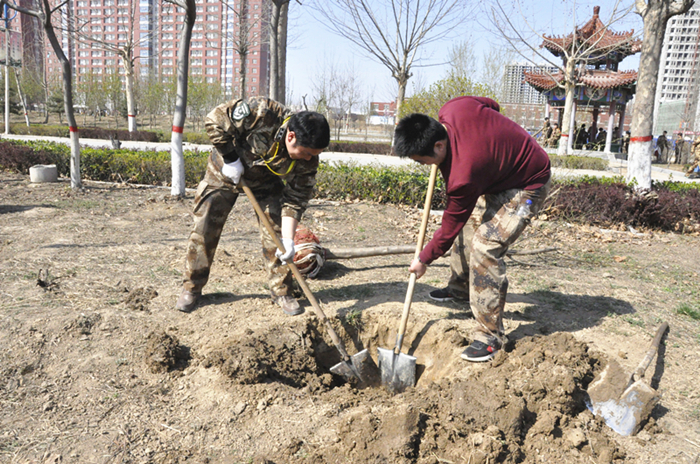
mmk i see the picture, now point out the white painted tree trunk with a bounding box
[557,66,577,156]
[70,129,81,188]
[604,101,616,153]
[627,0,692,189]
[169,0,195,197]
[125,62,136,132]
[627,140,653,187]
[170,131,185,195]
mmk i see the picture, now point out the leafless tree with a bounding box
[311,59,363,139]
[2,0,81,188]
[490,0,637,155]
[447,39,478,81]
[165,0,195,197]
[65,1,155,132]
[269,0,297,103]
[220,0,257,99]
[311,0,468,119]
[626,0,694,191]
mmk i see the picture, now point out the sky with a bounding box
[284,0,644,108]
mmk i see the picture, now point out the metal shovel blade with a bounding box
[330,349,380,386]
[377,347,416,393]
[588,378,660,436]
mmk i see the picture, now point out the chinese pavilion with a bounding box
[523,6,641,152]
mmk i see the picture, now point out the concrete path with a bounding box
[3,134,698,184]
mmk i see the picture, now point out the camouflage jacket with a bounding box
[204,96,318,221]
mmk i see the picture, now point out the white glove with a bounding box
[221,158,244,184]
[275,237,295,264]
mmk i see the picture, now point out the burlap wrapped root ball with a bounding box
[293,224,325,278]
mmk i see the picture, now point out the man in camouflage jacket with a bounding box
[176,96,330,315]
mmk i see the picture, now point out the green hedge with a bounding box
[1,139,207,187]
[1,140,698,233]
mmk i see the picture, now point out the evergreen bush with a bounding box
[1,140,698,232]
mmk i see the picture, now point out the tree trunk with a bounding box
[557,59,577,156]
[13,69,30,126]
[170,0,196,198]
[627,5,670,190]
[238,0,248,99]
[42,8,81,189]
[268,1,281,101]
[277,1,288,103]
[125,58,136,132]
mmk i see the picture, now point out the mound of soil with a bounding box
[144,330,189,373]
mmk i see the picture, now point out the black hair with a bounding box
[288,111,330,149]
[393,113,448,158]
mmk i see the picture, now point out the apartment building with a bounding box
[502,63,558,105]
[43,0,269,97]
[653,3,700,134]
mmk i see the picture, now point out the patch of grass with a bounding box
[622,315,646,328]
[343,309,363,329]
[675,303,700,320]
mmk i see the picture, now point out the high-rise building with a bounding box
[502,63,557,104]
[653,3,700,135]
[42,0,270,97]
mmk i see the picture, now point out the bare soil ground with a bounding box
[1,171,699,464]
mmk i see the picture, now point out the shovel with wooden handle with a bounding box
[239,180,378,386]
[377,164,439,393]
[587,321,669,436]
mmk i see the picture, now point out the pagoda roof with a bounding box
[542,6,641,61]
[523,69,638,91]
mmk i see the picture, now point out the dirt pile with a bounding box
[144,330,190,373]
[268,332,624,463]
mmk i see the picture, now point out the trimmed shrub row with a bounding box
[1,140,697,232]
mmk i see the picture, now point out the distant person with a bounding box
[595,127,607,150]
[672,133,684,164]
[534,117,551,143]
[393,97,551,362]
[621,131,631,155]
[656,131,670,163]
[574,124,588,149]
[687,137,700,178]
[547,123,561,148]
[175,97,330,315]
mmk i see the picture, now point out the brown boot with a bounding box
[274,295,304,316]
[175,289,201,313]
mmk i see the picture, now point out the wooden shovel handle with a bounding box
[239,180,351,362]
[395,164,439,352]
[632,322,669,382]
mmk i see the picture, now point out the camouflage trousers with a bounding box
[446,180,551,345]
[182,161,293,298]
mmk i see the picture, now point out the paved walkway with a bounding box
[4,134,698,184]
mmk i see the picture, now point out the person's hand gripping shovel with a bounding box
[239,179,379,386]
[378,164,438,392]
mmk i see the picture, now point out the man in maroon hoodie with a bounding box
[393,96,551,362]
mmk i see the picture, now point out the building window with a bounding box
[92,59,102,65]
[206,5,218,11]
[206,50,218,56]
[206,59,217,65]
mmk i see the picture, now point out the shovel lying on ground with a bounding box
[239,180,379,386]
[587,321,669,436]
[378,164,439,393]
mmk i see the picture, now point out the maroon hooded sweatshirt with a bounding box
[419,96,551,265]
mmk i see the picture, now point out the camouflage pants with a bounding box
[182,158,293,298]
[446,180,551,345]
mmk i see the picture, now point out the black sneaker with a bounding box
[429,287,467,302]
[460,340,501,362]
